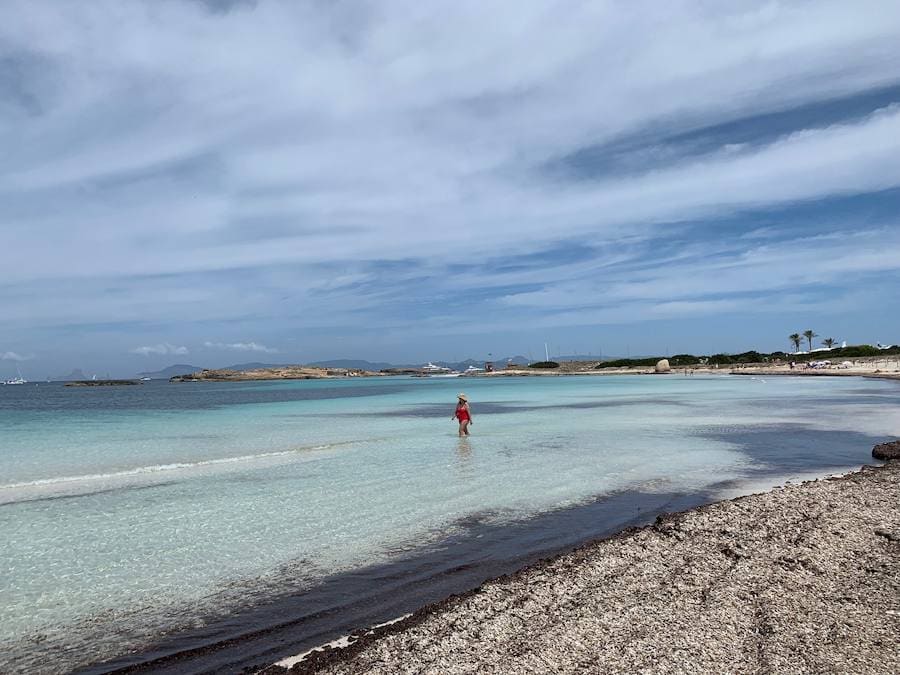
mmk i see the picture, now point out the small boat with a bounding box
[419,362,462,377]
[4,367,27,385]
[140,377,152,381]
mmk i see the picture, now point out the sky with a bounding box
[2,0,900,378]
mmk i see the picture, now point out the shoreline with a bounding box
[264,459,900,674]
[76,487,713,674]
[159,358,900,382]
[729,369,900,382]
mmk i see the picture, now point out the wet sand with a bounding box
[267,460,900,674]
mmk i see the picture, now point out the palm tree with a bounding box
[803,330,817,351]
[822,338,836,349]
[789,333,801,352]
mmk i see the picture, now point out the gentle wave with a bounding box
[0,443,345,504]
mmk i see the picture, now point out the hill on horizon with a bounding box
[218,361,290,371]
[309,359,396,371]
[51,368,88,382]
[134,355,576,378]
[135,364,204,379]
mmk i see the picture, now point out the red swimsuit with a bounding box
[455,404,470,422]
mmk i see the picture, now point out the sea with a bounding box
[1,374,898,673]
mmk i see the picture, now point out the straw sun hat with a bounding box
[457,393,468,401]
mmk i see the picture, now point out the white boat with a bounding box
[4,367,27,385]
[463,365,484,374]
[419,362,461,377]
[140,376,152,381]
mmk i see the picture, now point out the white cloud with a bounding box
[3,1,900,283]
[203,341,278,354]
[1,351,34,361]
[1,1,900,354]
[130,343,189,356]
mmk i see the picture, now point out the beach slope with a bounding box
[270,461,900,674]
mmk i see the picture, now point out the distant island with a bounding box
[135,364,204,379]
[51,368,88,382]
[170,366,382,382]
[65,380,141,387]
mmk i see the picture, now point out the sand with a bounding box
[265,460,900,674]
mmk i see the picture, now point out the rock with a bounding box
[872,440,900,461]
[874,528,899,542]
[655,359,671,373]
[64,380,140,387]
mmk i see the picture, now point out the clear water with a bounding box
[1,374,898,672]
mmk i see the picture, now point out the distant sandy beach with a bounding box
[265,459,900,674]
[467,355,900,379]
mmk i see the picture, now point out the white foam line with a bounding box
[713,465,862,501]
[273,613,413,670]
[0,444,338,491]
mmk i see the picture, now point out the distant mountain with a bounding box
[309,359,396,371]
[137,355,590,379]
[52,368,87,382]
[135,364,204,379]
[427,356,531,371]
[552,354,606,362]
[220,362,289,371]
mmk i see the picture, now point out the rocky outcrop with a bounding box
[65,380,140,387]
[873,440,900,461]
[169,366,380,382]
[655,358,671,373]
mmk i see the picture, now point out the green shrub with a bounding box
[529,361,560,369]
[592,343,898,369]
[595,358,658,368]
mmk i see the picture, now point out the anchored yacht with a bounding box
[421,362,460,377]
[4,367,27,385]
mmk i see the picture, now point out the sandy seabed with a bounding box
[267,461,900,675]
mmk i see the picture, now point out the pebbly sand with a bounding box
[264,459,900,674]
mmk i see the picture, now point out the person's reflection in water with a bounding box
[454,436,474,480]
[456,436,472,461]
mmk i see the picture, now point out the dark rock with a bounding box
[872,441,900,461]
[64,380,140,387]
[874,529,899,542]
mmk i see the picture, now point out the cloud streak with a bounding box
[131,343,189,356]
[1,351,34,361]
[203,341,278,354]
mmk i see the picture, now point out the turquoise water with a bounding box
[1,374,898,672]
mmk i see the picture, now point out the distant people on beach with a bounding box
[452,393,472,436]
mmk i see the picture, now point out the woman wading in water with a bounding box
[452,393,472,436]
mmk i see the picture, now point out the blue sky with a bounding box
[2,1,900,378]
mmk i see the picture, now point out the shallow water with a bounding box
[1,374,897,673]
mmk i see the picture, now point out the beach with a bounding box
[268,459,900,675]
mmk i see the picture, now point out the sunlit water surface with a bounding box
[1,374,898,672]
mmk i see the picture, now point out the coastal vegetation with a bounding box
[803,329,818,351]
[595,344,900,369]
[528,361,560,369]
